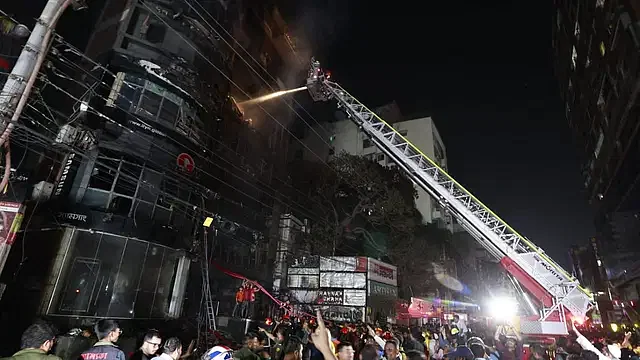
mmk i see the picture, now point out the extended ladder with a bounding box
[306,59,593,335]
[201,228,217,331]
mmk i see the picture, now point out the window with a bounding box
[434,141,445,162]
[362,138,373,148]
[117,73,205,145]
[83,152,176,222]
[53,231,182,318]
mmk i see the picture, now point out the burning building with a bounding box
[0,0,310,343]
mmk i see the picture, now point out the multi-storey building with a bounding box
[0,0,307,336]
[326,102,449,225]
[552,0,640,289]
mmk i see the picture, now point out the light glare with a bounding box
[487,297,518,320]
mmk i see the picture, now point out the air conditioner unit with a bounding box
[32,181,54,201]
[55,124,79,145]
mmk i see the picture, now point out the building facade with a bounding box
[552,0,640,287]
[0,0,308,332]
[326,102,449,225]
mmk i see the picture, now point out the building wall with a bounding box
[328,115,448,225]
[553,0,640,277]
[0,0,300,324]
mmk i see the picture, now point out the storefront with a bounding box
[287,256,398,323]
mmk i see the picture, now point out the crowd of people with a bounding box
[5,313,640,360]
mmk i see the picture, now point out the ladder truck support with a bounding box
[0,0,85,280]
[305,58,594,336]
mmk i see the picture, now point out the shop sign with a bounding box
[0,201,22,245]
[368,281,398,298]
[320,256,356,271]
[343,289,366,307]
[56,211,91,226]
[53,153,80,199]
[367,258,397,286]
[290,255,320,269]
[317,305,364,322]
[320,272,366,289]
[316,290,343,305]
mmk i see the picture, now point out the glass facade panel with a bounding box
[50,230,183,319]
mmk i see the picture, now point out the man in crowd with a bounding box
[336,342,354,360]
[81,319,126,360]
[234,333,261,360]
[8,322,61,360]
[130,330,162,360]
[151,338,182,360]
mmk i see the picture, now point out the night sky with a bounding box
[284,0,595,267]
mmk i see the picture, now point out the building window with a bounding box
[116,73,204,144]
[83,152,180,223]
[53,231,182,318]
[434,141,445,163]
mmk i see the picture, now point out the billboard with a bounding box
[368,280,398,298]
[289,289,366,307]
[319,272,366,289]
[368,258,397,286]
[319,256,368,272]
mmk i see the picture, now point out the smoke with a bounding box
[285,0,351,55]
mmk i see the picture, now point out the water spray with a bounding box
[238,86,307,106]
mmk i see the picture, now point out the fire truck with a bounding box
[305,59,594,337]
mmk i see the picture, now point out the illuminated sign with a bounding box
[367,258,397,286]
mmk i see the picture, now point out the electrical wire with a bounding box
[184,0,334,143]
[39,75,338,233]
[2,14,398,267]
[49,39,332,217]
[136,2,415,238]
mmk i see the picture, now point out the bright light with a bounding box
[572,316,585,325]
[487,297,518,321]
[611,323,619,332]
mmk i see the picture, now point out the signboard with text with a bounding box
[317,305,365,322]
[317,290,343,305]
[367,258,397,286]
[368,280,398,298]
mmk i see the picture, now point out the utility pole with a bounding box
[0,0,86,281]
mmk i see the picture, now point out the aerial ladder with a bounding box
[306,59,593,336]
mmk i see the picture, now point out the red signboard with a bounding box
[177,153,195,173]
[0,201,22,245]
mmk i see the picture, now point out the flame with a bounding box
[239,86,307,106]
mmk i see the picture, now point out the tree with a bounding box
[387,223,453,297]
[290,152,419,255]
